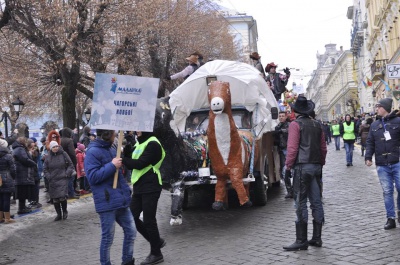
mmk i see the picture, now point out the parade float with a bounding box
[153,60,280,225]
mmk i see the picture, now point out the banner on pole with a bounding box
[386,63,400,79]
[89,73,159,132]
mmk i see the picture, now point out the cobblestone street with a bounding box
[1,142,400,265]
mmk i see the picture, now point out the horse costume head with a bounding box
[208,81,232,116]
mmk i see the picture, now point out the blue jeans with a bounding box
[344,142,354,163]
[98,207,137,265]
[334,136,340,150]
[376,162,400,219]
[293,164,324,223]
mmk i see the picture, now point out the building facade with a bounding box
[306,44,345,121]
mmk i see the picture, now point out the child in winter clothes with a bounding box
[76,143,89,194]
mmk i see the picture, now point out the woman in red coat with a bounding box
[75,143,89,194]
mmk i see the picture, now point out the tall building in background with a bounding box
[306,44,344,121]
[219,6,259,63]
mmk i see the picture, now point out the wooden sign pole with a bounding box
[113,130,124,189]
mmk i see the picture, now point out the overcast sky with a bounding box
[218,0,353,85]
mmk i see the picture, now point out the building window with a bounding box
[331,58,335,64]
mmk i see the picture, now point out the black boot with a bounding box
[54,203,62,221]
[284,188,293,199]
[308,220,323,247]
[283,222,308,251]
[61,200,68,220]
[384,218,396,230]
[361,147,365,156]
[398,211,400,224]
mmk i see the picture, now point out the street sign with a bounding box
[90,73,159,132]
[386,63,400,79]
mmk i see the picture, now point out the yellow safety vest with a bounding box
[131,137,165,185]
[343,122,355,140]
[331,124,340,136]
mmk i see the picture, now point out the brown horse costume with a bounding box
[207,81,258,210]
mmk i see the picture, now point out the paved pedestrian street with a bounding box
[1,142,400,265]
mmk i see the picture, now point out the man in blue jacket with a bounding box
[365,98,400,230]
[85,129,136,265]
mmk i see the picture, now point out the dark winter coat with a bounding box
[12,141,37,186]
[43,149,75,199]
[365,112,400,166]
[359,123,371,146]
[84,138,132,213]
[0,147,17,193]
[60,128,77,167]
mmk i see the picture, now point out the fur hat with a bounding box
[77,143,85,151]
[0,138,8,148]
[377,98,393,113]
[185,54,199,64]
[30,137,37,143]
[291,96,315,115]
[265,62,278,73]
[250,52,261,60]
[49,141,59,150]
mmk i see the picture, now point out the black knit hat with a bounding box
[377,98,393,113]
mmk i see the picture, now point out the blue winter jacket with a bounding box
[84,138,132,213]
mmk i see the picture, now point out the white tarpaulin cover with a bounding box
[169,60,279,138]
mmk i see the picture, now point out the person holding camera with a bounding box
[265,62,291,101]
[274,111,293,198]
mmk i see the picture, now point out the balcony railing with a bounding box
[371,59,387,81]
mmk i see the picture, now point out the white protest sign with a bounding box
[90,73,159,132]
[386,64,400,79]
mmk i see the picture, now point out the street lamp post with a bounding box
[77,109,91,136]
[0,97,25,138]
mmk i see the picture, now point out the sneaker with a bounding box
[384,218,396,230]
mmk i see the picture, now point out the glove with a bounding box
[123,143,134,158]
[283,67,291,75]
[165,76,171,80]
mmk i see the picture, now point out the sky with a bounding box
[218,0,353,86]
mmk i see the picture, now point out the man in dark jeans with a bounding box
[283,96,327,251]
[123,131,166,265]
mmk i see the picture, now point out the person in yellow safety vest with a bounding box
[331,120,341,151]
[122,131,166,265]
[340,114,357,166]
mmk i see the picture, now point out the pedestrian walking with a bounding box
[85,129,136,265]
[12,137,37,215]
[365,98,400,230]
[26,138,42,208]
[359,118,372,156]
[79,126,91,148]
[123,131,166,265]
[340,114,357,166]
[274,111,293,198]
[283,96,327,251]
[43,141,75,221]
[0,138,17,224]
[75,143,89,194]
[265,62,290,101]
[331,120,341,151]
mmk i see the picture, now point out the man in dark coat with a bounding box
[283,96,327,251]
[365,98,400,230]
